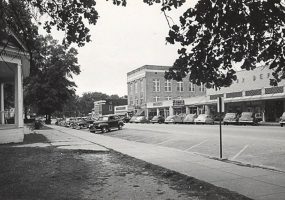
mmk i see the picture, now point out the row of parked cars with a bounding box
[56,114,125,134]
[129,111,285,126]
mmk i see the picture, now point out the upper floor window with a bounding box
[253,75,256,81]
[129,97,133,105]
[165,80,172,92]
[140,80,144,92]
[189,82,195,92]
[135,96,139,105]
[153,79,160,92]
[260,74,263,79]
[153,96,160,102]
[135,82,138,93]
[267,73,270,78]
[130,84,133,94]
[109,105,113,111]
[177,81,184,92]
[200,83,205,92]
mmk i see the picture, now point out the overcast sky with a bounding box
[48,1,196,97]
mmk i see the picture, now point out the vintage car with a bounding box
[133,116,149,123]
[194,114,214,124]
[150,115,165,124]
[183,114,197,124]
[73,118,94,129]
[280,112,285,127]
[223,113,239,125]
[89,114,124,133]
[164,114,184,124]
[238,112,260,125]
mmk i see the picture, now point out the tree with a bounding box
[0,0,98,48]
[24,35,80,123]
[156,0,285,88]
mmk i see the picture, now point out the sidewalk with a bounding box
[47,125,285,200]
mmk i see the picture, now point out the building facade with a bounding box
[0,30,30,143]
[127,65,206,119]
[206,66,285,122]
[92,99,128,118]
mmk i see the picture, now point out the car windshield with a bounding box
[241,112,252,116]
[98,116,108,121]
[152,116,158,120]
[225,113,236,117]
[198,114,206,118]
[166,116,174,120]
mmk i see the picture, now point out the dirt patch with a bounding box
[0,134,252,200]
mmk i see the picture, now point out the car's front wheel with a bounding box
[118,124,123,130]
[101,126,107,133]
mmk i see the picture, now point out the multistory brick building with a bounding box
[127,65,206,119]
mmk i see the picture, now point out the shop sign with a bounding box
[173,100,185,107]
[153,102,163,107]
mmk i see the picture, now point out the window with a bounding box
[109,105,112,111]
[177,96,182,100]
[140,96,144,104]
[130,84,133,94]
[165,96,172,100]
[260,74,263,79]
[253,75,256,81]
[153,79,160,92]
[129,97,133,105]
[177,81,184,92]
[153,96,160,102]
[165,80,172,92]
[189,82,195,92]
[200,83,205,92]
[140,80,144,92]
[135,82,138,93]
[135,96,139,105]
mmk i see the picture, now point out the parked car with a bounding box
[150,115,165,124]
[165,115,184,124]
[194,114,214,124]
[121,116,131,123]
[73,118,94,129]
[238,112,259,125]
[133,116,149,123]
[280,112,285,127]
[89,114,124,133]
[223,113,239,125]
[183,114,197,124]
[129,116,138,123]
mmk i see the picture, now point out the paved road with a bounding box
[85,123,285,172]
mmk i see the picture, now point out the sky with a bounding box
[46,1,196,97]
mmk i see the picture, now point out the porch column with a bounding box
[169,106,174,116]
[14,62,23,128]
[205,105,210,115]
[0,83,4,124]
[156,108,159,116]
[186,106,190,114]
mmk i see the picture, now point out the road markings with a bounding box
[184,140,208,151]
[155,138,174,145]
[231,145,249,161]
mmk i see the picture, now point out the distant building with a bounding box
[127,65,206,119]
[92,98,128,118]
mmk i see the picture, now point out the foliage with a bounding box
[24,35,80,117]
[162,0,285,88]
[0,0,98,48]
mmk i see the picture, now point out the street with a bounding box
[86,123,285,172]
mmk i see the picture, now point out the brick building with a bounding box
[127,65,206,119]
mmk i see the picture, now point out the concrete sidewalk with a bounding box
[46,125,285,200]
